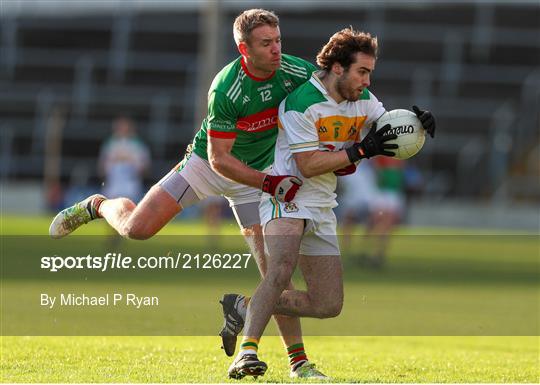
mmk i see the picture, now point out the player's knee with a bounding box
[311,292,343,318]
[317,300,343,319]
[328,300,344,318]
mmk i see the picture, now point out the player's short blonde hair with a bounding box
[316,28,378,71]
[233,9,279,45]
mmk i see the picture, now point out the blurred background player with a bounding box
[337,159,378,256]
[97,116,150,243]
[361,156,406,268]
[98,116,150,204]
[338,157,425,268]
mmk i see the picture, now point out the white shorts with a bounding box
[259,197,340,256]
[157,152,269,228]
[161,152,265,208]
[371,190,405,216]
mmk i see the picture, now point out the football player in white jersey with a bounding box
[227,27,436,377]
[98,116,150,203]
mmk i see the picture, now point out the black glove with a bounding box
[412,105,436,138]
[345,123,398,163]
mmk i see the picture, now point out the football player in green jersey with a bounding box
[49,8,324,381]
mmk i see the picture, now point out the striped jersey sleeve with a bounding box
[206,90,238,139]
[279,56,317,80]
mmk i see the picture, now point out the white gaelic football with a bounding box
[376,109,426,159]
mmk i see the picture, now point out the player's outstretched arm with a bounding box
[293,149,352,179]
[208,136,301,202]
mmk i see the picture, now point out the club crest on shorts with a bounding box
[283,202,299,213]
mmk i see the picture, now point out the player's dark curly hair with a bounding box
[233,9,279,45]
[316,28,378,71]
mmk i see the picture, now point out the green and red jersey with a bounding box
[191,54,317,171]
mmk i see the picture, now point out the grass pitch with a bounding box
[0,214,538,383]
[2,336,538,383]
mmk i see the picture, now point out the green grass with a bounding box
[2,336,539,383]
[2,337,539,383]
[1,214,539,383]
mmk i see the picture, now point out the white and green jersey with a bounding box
[191,54,316,171]
[274,73,385,207]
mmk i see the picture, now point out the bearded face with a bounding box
[335,52,375,102]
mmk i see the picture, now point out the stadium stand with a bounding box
[0,2,538,204]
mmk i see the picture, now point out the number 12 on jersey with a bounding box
[259,89,272,102]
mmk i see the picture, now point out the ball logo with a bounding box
[385,124,414,136]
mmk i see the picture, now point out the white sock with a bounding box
[237,348,257,358]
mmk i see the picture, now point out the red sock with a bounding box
[287,343,308,371]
